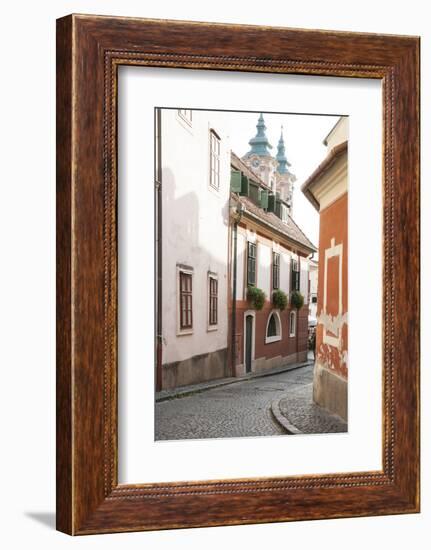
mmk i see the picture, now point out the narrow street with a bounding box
[155,364,339,441]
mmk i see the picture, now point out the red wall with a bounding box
[233,300,309,365]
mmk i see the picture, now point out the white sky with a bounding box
[225,110,341,249]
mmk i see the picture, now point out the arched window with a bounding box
[265,311,282,343]
[289,310,297,337]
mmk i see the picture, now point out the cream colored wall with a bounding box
[257,242,271,296]
[325,116,349,150]
[235,232,246,300]
[300,257,309,303]
[280,250,291,295]
[310,156,348,212]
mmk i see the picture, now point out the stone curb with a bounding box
[156,360,314,403]
[270,398,303,435]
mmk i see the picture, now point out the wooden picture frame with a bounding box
[56,14,420,535]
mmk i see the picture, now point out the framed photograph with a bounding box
[56,14,420,535]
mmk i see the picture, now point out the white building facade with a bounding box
[157,109,232,389]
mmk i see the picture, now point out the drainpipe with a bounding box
[155,108,162,391]
[231,202,243,375]
[231,219,238,374]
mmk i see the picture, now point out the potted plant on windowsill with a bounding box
[290,290,304,310]
[272,289,288,310]
[247,286,266,310]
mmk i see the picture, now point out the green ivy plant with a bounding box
[272,289,288,311]
[290,290,304,310]
[247,286,266,310]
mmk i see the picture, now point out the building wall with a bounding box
[233,302,309,376]
[309,262,319,319]
[233,223,310,375]
[324,116,349,151]
[160,109,232,388]
[314,191,348,419]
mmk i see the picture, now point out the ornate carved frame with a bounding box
[56,14,420,534]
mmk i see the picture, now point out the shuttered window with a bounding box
[209,277,218,326]
[247,242,257,286]
[272,252,280,289]
[179,272,193,329]
[291,258,300,291]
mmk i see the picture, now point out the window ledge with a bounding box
[265,335,282,344]
[177,329,194,336]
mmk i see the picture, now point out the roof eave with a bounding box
[240,207,317,254]
[300,140,348,211]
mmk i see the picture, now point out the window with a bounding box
[178,109,192,125]
[247,242,257,286]
[265,311,282,343]
[289,310,297,337]
[209,129,221,190]
[267,315,277,336]
[280,203,289,223]
[179,271,193,330]
[291,258,300,291]
[209,276,218,326]
[272,252,280,289]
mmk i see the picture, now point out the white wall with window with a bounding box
[161,109,232,365]
[209,129,221,190]
[235,231,246,300]
[256,241,271,296]
[300,257,309,303]
[208,273,218,330]
[280,203,289,223]
[177,108,193,125]
[280,249,291,295]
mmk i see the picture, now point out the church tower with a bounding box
[275,126,296,213]
[242,113,278,192]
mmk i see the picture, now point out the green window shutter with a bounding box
[249,183,259,204]
[230,170,242,192]
[275,198,281,218]
[241,174,249,196]
[260,189,269,209]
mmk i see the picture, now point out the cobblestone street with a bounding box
[155,364,346,440]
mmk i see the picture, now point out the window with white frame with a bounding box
[272,252,280,290]
[265,311,282,343]
[209,129,221,190]
[247,242,257,286]
[291,257,300,291]
[178,109,192,125]
[289,310,297,337]
[179,270,193,331]
[208,275,218,327]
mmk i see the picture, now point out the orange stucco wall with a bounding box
[316,192,348,379]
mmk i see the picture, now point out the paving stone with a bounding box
[277,368,347,434]
[155,365,342,440]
